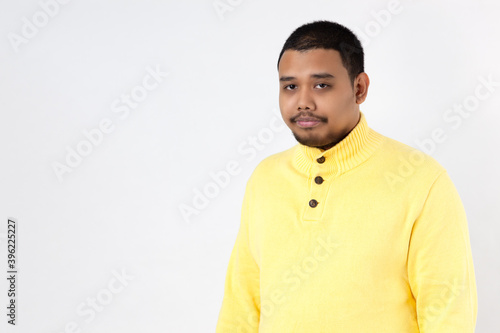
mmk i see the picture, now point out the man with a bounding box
[216,20,477,332]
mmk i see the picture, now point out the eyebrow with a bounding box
[279,72,335,82]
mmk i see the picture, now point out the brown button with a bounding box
[309,199,318,208]
[316,156,325,164]
[314,176,323,184]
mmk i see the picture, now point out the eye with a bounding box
[316,83,329,89]
[284,84,297,90]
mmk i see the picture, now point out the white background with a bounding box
[0,0,499,332]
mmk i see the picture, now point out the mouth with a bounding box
[295,117,322,128]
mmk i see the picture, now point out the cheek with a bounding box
[279,92,289,103]
[321,90,351,107]
[278,94,285,109]
[279,94,294,112]
[278,96,290,122]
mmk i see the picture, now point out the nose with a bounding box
[297,87,315,110]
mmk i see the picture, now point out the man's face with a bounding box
[278,48,367,150]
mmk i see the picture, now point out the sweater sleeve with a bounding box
[407,170,478,332]
[216,186,261,333]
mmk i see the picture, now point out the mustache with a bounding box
[291,113,327,122]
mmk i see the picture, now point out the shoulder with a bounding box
[244,146,295,186]
[370,130,449,192]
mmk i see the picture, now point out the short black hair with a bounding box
[277,20,364,86]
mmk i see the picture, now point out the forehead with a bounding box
[278,48,345,76]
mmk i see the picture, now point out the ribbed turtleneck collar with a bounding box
[292,111,385,178]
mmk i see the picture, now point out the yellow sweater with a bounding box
[216,111,477,333]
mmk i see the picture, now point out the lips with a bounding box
[295,117,322,128]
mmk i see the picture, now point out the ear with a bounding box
[354,73,370,104]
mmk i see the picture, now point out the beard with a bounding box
[290,129,338,151]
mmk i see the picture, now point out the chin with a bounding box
[292,132,329,148]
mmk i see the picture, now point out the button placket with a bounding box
[303,155,328,222]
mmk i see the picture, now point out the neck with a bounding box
[292,110,385,178]
[315,112,361,151]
